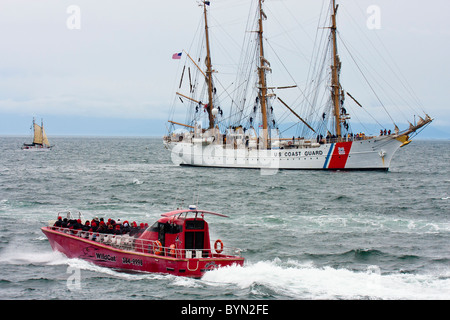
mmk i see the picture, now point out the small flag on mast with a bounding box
[172,52,182,60]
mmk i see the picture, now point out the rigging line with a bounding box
[214,77,235,102]
[335,27,411,121]
[338,32,396,126]
[210,15,248,53]
[345,97,375,133]
[309,0,331,78]
[229,9,258,124]
[233,67,257,123]
[346,51,409,120]
[374,46,424,116]
[279,0,318,45]
[291,6,332,123]
[374,32,425,112]
[307,1,332,85]
[347,91,385,129]
[341,7,418,114]
[280,121,301,136]
[263,5,311,63]
[222,101,256,127]
[211,80,244,127]
[302,36,331,120]
[265,38,314,112]
[408,122,432,140]
[185,13,206,65]
[209,23,241,67]
[350,1,424,112]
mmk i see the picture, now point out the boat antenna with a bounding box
[191,191,200,208]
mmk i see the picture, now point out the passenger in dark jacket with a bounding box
[82,221,91,231]
[54,216,62,227]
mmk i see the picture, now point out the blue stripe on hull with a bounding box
[323,143,334,169]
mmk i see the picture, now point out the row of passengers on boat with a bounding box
[53,216,149,237]
[318,130,392,143]
[312,132,368,144]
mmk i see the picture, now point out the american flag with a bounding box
[172,52,182,60]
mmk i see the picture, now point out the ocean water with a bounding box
[0,136,448,300]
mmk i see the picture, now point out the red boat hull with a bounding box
[41,227,244,278]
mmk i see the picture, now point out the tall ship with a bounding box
[163,0,432,171]
[22,118,52,150]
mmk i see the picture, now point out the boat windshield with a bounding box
[149,221,182,234]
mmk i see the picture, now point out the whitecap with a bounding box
[171,276,203,288]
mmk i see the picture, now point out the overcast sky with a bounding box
[0,0,448,137]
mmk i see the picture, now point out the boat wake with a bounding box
[0,246,68,266]
[201,258,450,300]
[64,258,170,281]
[2,243,447,300]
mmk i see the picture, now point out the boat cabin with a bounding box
[135,207,227,258]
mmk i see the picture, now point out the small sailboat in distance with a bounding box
[22,118,52,150]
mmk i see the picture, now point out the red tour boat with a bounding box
[41,206,244,277]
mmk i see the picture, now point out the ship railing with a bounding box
[133,239,242,259]
[48,226,242,258]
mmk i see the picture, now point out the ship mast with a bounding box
[330,0,342,138]
[32,117,37,144]
[41,119,44,143]
[257,0,269,149]
[203,1,215,129]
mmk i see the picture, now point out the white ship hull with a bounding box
[164,135,408,171]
